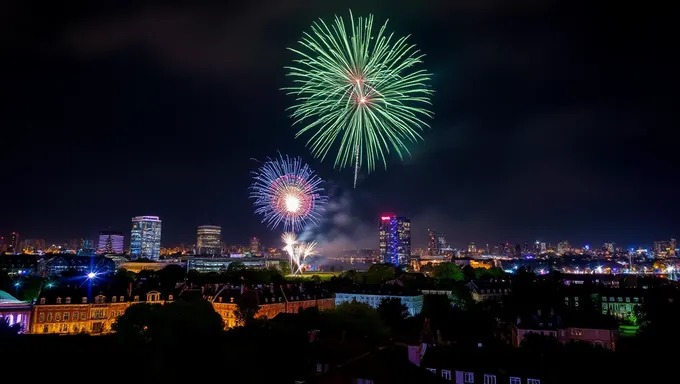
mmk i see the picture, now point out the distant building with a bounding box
[335,291,423,316]
[379,214,411,265]
[40,255,116,276]
[427,229,447,255]
[250,237,261,254]
[10,232,19,253]
[653,239,676,258]
[0,254,38,276]
[196,225,221,256]
[0,290,32,333]
[97,231,124,254]
[130,216,162,261]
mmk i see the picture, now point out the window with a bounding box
[56,297,62,304]
[510,377,521,384]
[570,329,582,336]
[82,297,87,303]
[80,312,86,320]
[55,313,61,321]
[39,313,45,322]
[65,297,71,304]
[427,368,436,373]
[442,370,452,380]
[73,312,79,321]
[63,312,69,321]
[528,379,540,384]
[40,298,46,304]
[484,374,497,384]
[464,372,474,383]
[316,363,323,373]
[112,296,117,303]
[47,313,52,321]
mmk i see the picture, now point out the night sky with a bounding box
[2,1,675,250]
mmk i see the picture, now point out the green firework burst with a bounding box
[284,10,434,187]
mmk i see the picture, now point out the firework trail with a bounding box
[281,232,317,275]
[285,10,434,187]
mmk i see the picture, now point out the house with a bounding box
[308,346,447,384]
[420,346,550,384]
[335,288,423,316]
[467,280,511,302]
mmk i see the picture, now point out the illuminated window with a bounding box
[55,313,61,321]
[65,297,71,304]
[528,379,540,384]
[442,370,452,380]
[73,312,78,321]
[465,372,474,383]
[63,312,69,321]
[484,374,496,384]
[39,313,45,322]
[316,363,323,372]
[47,313,52,321]
[510,377,521,384]
[80,312,86,319]
[39,298,45,305]
[56,297,62,304]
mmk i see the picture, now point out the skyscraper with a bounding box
[250,237,261,254]
[196,225,221,256]
[130,216,162,261]
[427,229,447,255]
[379,214,411,265]
[97,231,124,254]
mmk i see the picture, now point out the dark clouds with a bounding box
[1,0,676,249]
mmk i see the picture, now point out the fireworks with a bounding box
[285,10,434,187]
[250,154,327,232]
[281,232,317,275]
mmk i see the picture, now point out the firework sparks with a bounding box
[250,154,327,232]
[281,232,317,275]
[285,10,434,187]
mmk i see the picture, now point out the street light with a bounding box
[87,272,96,279]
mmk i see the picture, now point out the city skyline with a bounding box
[1,2,675,249]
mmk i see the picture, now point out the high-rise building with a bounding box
[250,237,261,254]
[653,239,676,258]
[196,225,221,256]
[97,231,124,254]
[130,216,162,261]
[379,214,411,265]
[10,232,19,253]
[427,230,447,255]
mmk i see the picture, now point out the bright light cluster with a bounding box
[281,232,317,275]
[250,154,327,232]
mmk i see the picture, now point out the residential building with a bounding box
[467,280,511,302]
[0,290,32,333]
[335,290,423,316]
[31,289,168,335]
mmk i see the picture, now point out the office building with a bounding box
[196,225,221,256]
[130,216,162,261]
[250,237,261,254]
[379,214,411,265]
[428,230,447,255]
[97,231,124,254]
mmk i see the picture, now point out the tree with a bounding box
[462,265,476,280]
[432,263,464,281]
[377,297,409,329]
[0,317,22,337]
[157,264,186,290]
[309,275,322,284]
[325,301,389,342]
[228,261,246,273]
[235,291,260,326]
[113,300,224,343]
[364,264,396,284]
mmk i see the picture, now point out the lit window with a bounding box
[465,372,474,383]
[63,312,69,321]
[65,297,71,304]
[528,379,540,384]
[47,313,52,321]
[39,313,45,322]
[442,370,452,380]
[316,363,323,373]
[484,374,497,384]
[510,377,521,384]
[55,313,61,321]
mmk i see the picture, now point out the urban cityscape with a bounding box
[2,1,674,384]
